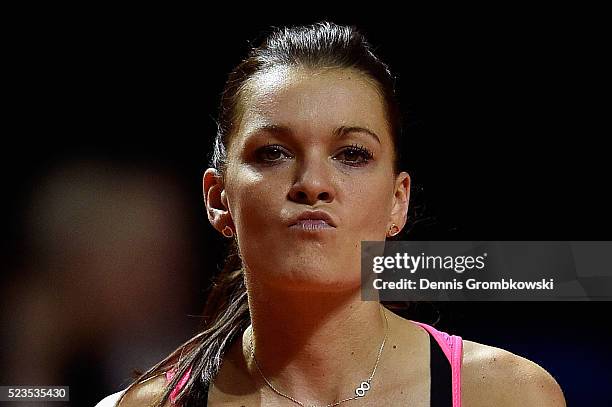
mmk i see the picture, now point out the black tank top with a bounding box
[198,329,452,406]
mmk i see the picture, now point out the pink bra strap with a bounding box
[410,320,463,407]
[165,365,192,405]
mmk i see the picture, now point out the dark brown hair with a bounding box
[118,21,411,407]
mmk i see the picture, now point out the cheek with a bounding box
[227,166,284,233]
[342,178,393,238]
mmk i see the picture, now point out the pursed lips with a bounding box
[291,219,334,229]
[288,210,337,230]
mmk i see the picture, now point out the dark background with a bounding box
[1,5,610,406]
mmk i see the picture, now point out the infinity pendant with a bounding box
[354,381,371,397]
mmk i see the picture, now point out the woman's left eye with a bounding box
[334,144,374,166]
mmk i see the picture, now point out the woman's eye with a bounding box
[255,145,291,164]
[254,144,373,167]
[334,145,374,167]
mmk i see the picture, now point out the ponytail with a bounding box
[117,240,250,407]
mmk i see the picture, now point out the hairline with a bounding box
[224,64,397,167]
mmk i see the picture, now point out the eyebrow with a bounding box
[333,126,381,145]
[247,124,381,145]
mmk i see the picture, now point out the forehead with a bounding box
[233,66,390,145]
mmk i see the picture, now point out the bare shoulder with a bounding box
[461,339,566,407]
[95,374,170,407]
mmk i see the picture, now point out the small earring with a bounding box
[222,225,234,238]
[387,223,400,237]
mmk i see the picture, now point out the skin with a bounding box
[204,65,411,404]
[107,65,566,406]
[217,65,408,293]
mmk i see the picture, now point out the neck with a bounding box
[241,275,388,404]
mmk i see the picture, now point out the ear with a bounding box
[388,171,411,233]
[203,168,233,234]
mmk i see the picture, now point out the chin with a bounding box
[267,264,361,293]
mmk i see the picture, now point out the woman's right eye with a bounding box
[255,144,292,164]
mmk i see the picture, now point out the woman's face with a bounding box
[218,66,409,292]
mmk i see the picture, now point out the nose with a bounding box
[287,154,335,205]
